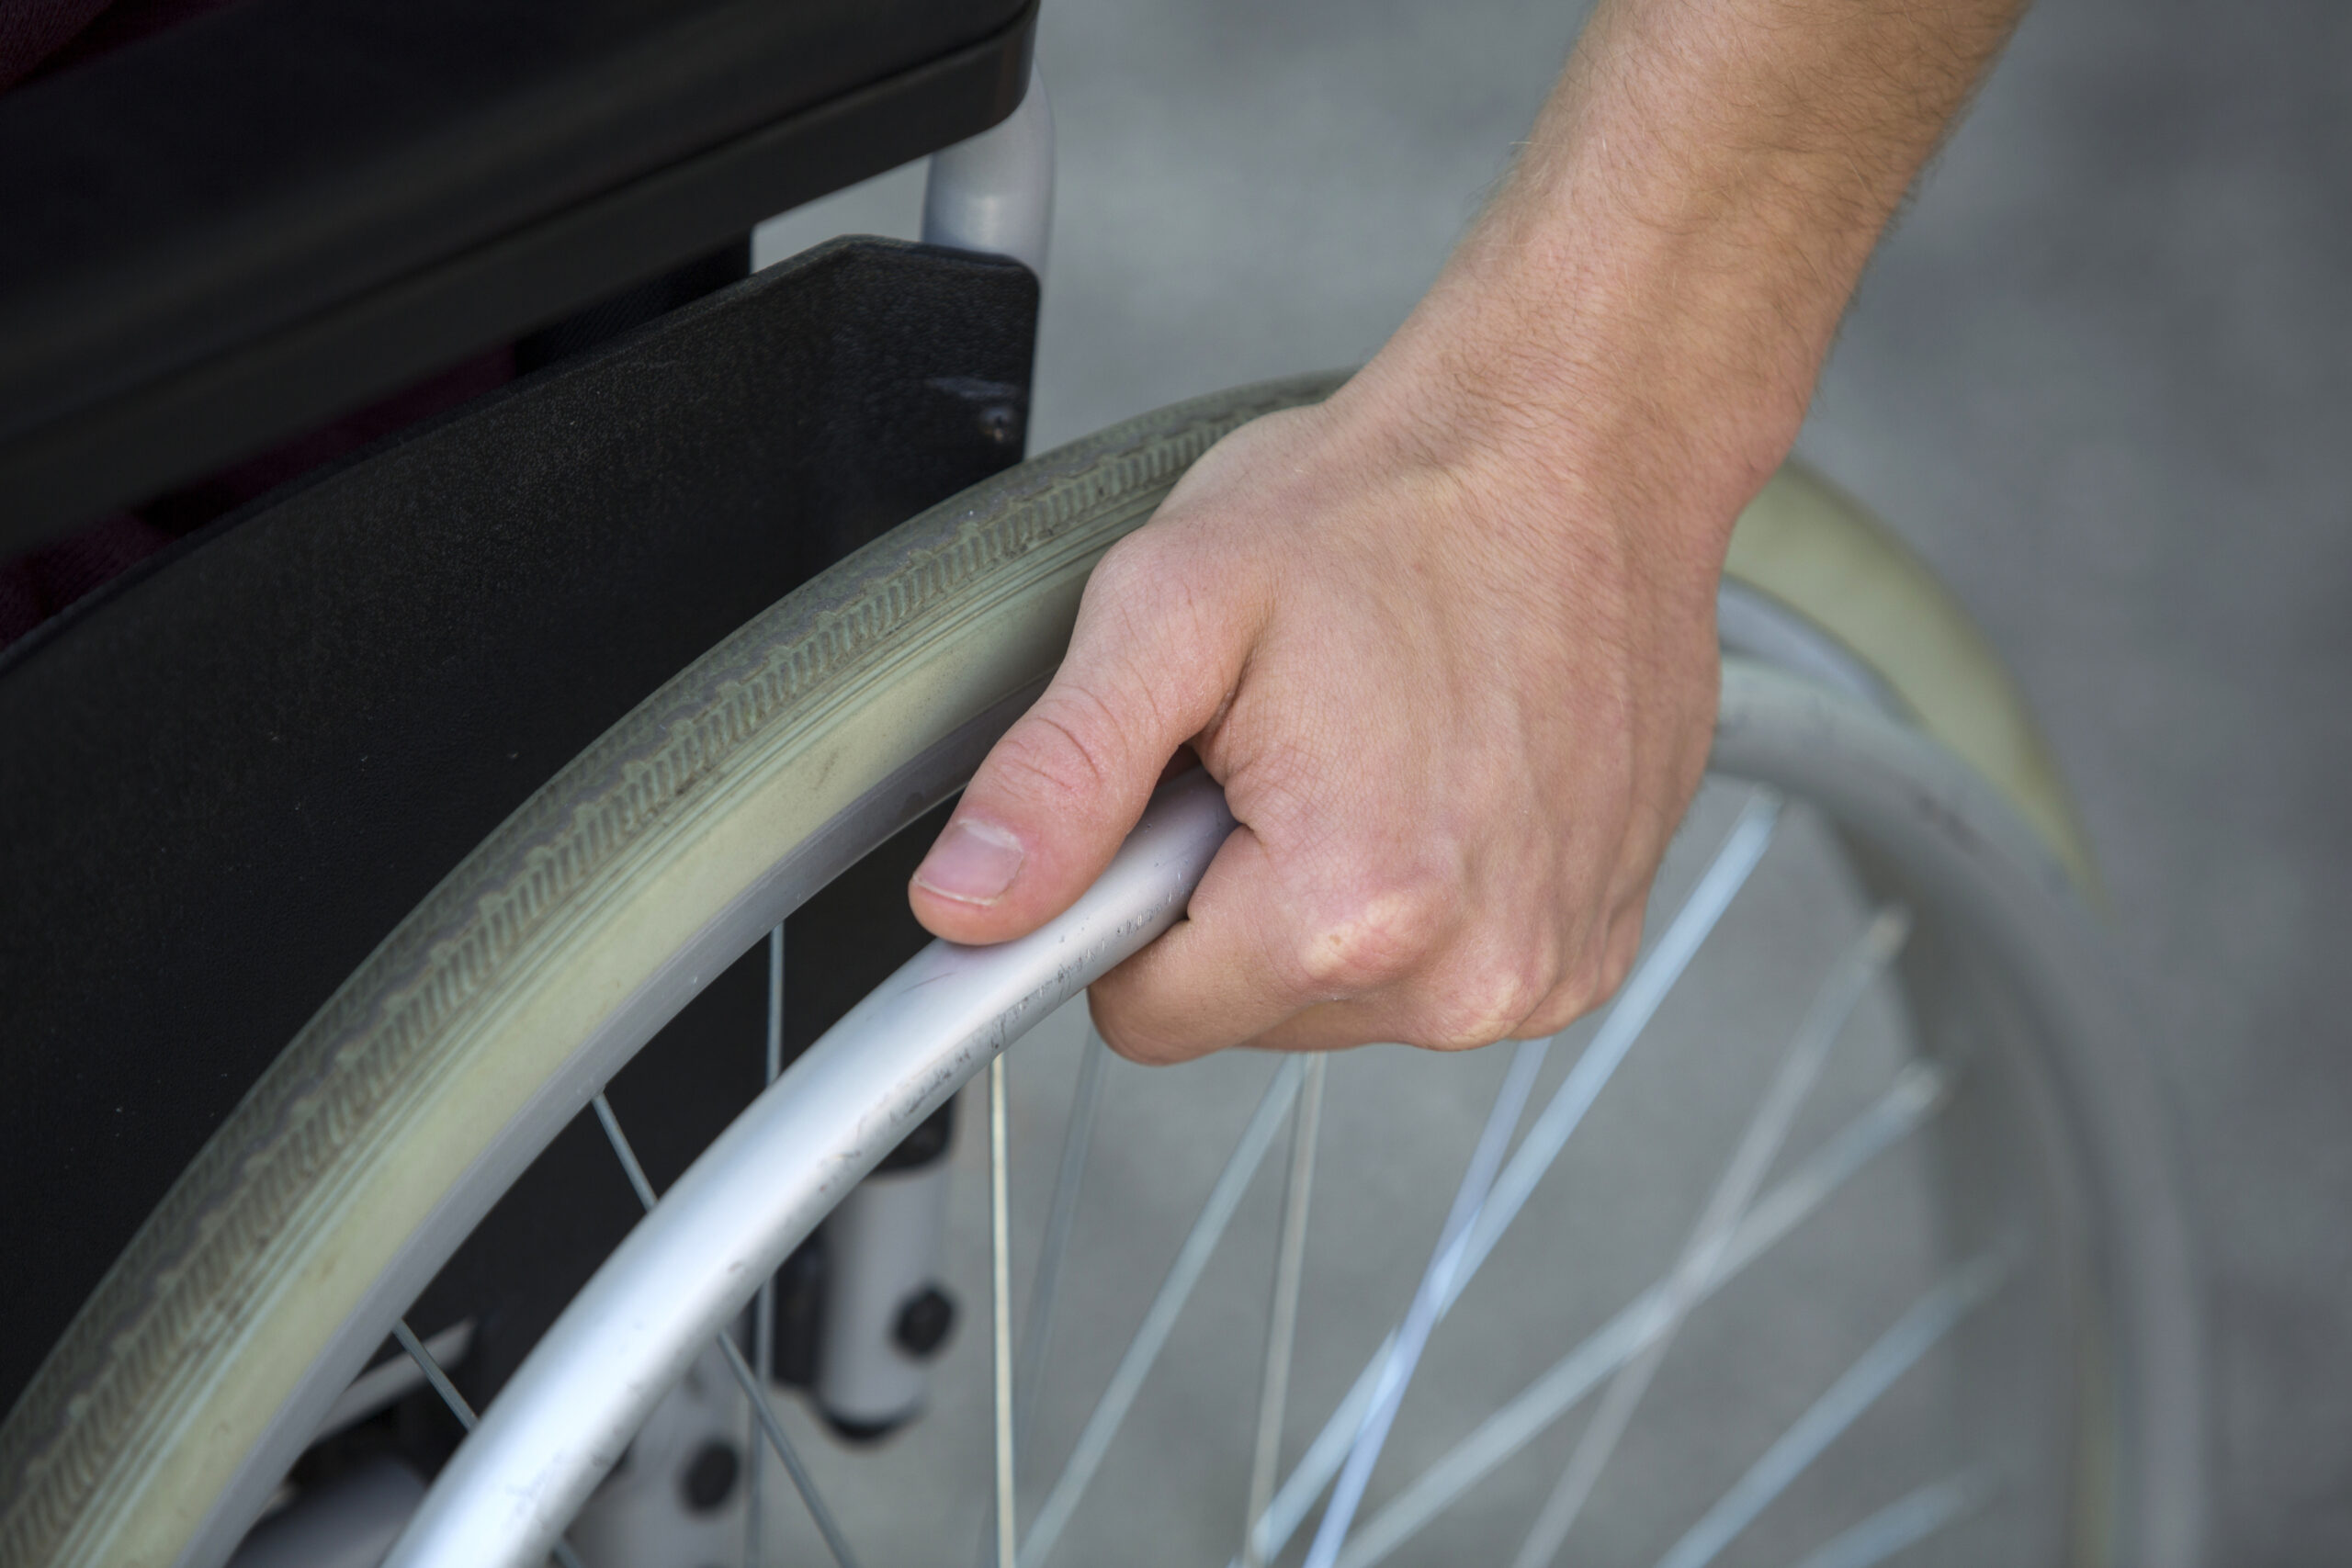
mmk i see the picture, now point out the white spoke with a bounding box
[1018,1057,1306,1568]
[1453,793,1784,1298]
[1238,795,1784,1568]
[391,1320,587,1568]
[749,922,784,1568]
[977,1033,1112,1568]
[718,1335,860,1568]
[1302,1038,1549,1568]
[390,1319,479,1432]
[592,1091,861,1568]
[1512,908,1912,1568]
[990,1055,1018,1568]
[1652,1252,2009,1568]
[1786,1472,1994,1568]
[765,921,786,1082]
[1309,1061,1953,1568]
[1245,1053,1329,1568]
[1715,1060,1947,1281]
[1017,1029,1110,1443]
[591,1092,660,1211]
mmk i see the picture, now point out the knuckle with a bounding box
[1087,534,1245,676]
[1536,917,1640,1030]
[1414,953,1553,1051]
[1057,548,1240,760]
[1085,538,1205,656]
[1084,536,1165,609]
[1515,950,1614,1037]
[1514,995,1586,1040]
[1288,886,1445,997]
[1594,911,1644,1000]
[1554,962,1609,1022]
[989,684,1133,808]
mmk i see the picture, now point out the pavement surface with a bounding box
[752,0,2352,1561]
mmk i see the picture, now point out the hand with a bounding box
[906,364,1725,1063]
[905,0,2025,1063]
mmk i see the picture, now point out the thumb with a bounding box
[910,547,1250,944]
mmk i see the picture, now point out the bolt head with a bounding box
[678,1440,740,1513]
[892,1284,956,1359]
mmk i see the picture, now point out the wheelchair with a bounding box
[0,4,2202,1566]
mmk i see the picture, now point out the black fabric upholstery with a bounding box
[0,237,1040,1420]
[0,0,1036,545]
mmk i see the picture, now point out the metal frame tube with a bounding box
[786,60,1061,1462]
[923,63,1056,280]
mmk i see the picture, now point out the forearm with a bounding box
[1360,0,2028,533]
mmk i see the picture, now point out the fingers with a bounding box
[1496,905,1645,1042]
[1091,827,1649,1065]
[910,539,1257,944]
[1083,829,1512,1064]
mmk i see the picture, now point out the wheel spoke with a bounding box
[1453,792,1784,1298]
[976,1033,1109,1568]
[1784,1472,1993,1568]
[1244,1053,1329,1568]
[1651,1252,2009,1568]
[591,1092,862,1568]
[1286,1061,1952,1568]
[990,1054,1018,1568]
[718,1335,862,1568]
[1511,908,1912,1568]
[1715,1060,1947,1280]
[749,923,784,1568]
[1302,1038,1550,1568]
[391,1321,588,1568]
[1017,1030,1110,1444]
[1238,795,1784,1568]
[1018,1056,1307,1568]
[390,1319,480,1433]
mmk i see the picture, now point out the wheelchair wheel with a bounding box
[0,375,2199,1568]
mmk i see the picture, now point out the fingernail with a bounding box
[913,818,1026,906]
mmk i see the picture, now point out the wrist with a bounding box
[1344,0,2022,537]
[1334,231,1792,588]
[1382,154,1842,503]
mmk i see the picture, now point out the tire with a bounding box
[0,373,2199,1568]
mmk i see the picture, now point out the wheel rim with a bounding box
[380,662,2192,1568]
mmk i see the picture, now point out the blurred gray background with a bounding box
[756,0,2351,1560]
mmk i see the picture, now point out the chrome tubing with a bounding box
[381,771,1236,1568]
[923,62,1056,280]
